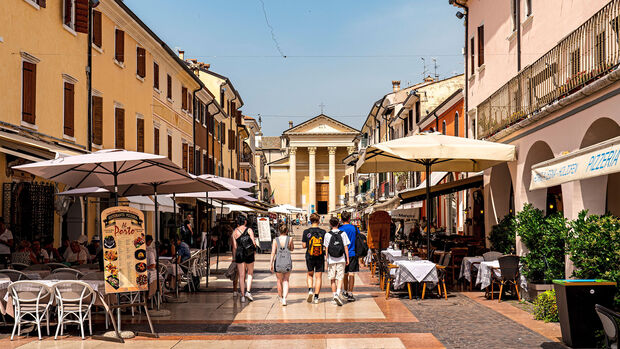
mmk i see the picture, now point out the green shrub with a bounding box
[533,289,559,322]
[567,210,620,308]
[516,203,567,283]
[489,214,516,254]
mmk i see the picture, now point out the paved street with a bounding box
[1,226,563,349]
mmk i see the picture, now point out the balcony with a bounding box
[477,0,620,140]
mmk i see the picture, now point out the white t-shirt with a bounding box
[323,229,350,265]
[0,229,12,255]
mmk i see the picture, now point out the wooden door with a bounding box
[316,183,328,202]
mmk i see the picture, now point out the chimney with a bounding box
[288,121,293,129]
[392,80,401,92]
[424,75,434,82]
[178,50,185,60]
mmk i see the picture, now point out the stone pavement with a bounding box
[3,225,564,348]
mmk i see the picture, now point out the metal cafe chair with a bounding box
[0,269,31,282]
[46,263,68,271]
[490,255,521,302]
[8,281,52,340]
[595,304,620,349]
[52,281,95,340]
[10,263,29,271]
[44,272,78,280]
[51,268,84,279]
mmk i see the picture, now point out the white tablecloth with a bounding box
[459,256,483,282]
[381,249,402,263]
[475,260,527,290]
[393,260,438,289]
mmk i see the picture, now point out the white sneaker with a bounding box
[245,292,254,301]
[312,297,319,304]
[233,291,239,297]
[281,298,287,306]
[333,295,343,306]
[241,296,247,303]
[306,290,314,303]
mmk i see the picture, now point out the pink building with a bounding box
[451,0,620,254]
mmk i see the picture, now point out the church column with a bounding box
[308,147,317,213]
[289,147,297,206]
[328,146,336,213]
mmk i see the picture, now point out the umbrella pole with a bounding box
[217,201,223,270]
[153,184,161,310]
[173,193,179,298]
[205,193,210,289]
[113,164,121,331]
[425,164,432,261]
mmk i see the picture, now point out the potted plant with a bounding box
[489,214,516,254]
[515,204,568,300]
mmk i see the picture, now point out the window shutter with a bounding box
[93,10,102,47]
[477,25,484,67]
[221,122,226,144]
[167,135,172,160]
[136,47,146,78]
[167,75,172,99]
[22,62,37,125]
[74,0,88,33]
[115,29,124,63]
[203,154,207,174]
[189,146,194,174]
[235,110,241,125]
[64,0,72,26]
[137,118,145,152]
[92,96,103,145]
[153,62,159,89]
[181,86,188,110]
[153,127,160,154]
[115,108,125,149]
[182,143,188,171]
[228,130,233,150]
[63,82,75,137]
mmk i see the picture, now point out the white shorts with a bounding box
[327,262,345,281]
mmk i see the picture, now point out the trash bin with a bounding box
[553,279,617,348]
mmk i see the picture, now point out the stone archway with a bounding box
[489,162,514,225]
[522,141,556,214]
[579,117,620,215]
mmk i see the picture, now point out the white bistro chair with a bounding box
[7,281,53,340]
[52,281,95,340]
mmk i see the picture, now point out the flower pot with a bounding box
[525,281,554,301]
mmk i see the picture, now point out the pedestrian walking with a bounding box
[339,211,359,302]
[324,216,350,306]
[270,223,294,306]
[232,215,257,302]
[301,213,326,304]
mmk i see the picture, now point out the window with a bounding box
[477,25,484,67]
[203,153,207,174]
[454,112,459,137]
[92,96,103,145]
[22,61,37,125]
[115,29,125,63]
[182,143,188,171]
[189,146,194,174]
[63,82,75,137]
[181,86,188,111]
[525,0,532,17]
[93,10,102,47]
[63,0,87,33]
[63,0,74,30]
[442,121,446,135]
[408,109,413,131]
[115,107,125,148]
[136,116,144,152]
[470,37,475,73]
[221,122,226,144]
[153,127,159,154]
[153,62,159,90]
[166,75,172,100]
[403,117,408,136]
[511,0,518,32]
[570,49,581,76]
[136,47,146,78]
[228,130,235,150]
[167,134,172,160]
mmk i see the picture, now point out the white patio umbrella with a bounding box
[357,132,516,259]
[268,205,293,214]
[198,174,256,189]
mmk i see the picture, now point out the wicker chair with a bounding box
[0,269,31,282]
[52,281,95,339]
[44,272,78,280]
[51,268,84,279]
[46,263,68,270]
[490,255,521,302]
[483,251,503,261]
[595,304,620,349]
[10,263,29,271]
[8,281,52,340]
[25,264,51,272]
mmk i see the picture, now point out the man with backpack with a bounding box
[339,211,367,302]
[301,213,326,304]
[323,216,350,306]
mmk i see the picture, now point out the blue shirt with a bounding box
[339,223,357,257]
[176,242,191,263]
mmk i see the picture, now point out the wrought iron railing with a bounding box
[477,0,620,139]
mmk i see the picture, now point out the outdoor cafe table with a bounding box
[459,256,483,282]
[0,279,106,317]
[381,249,402,263]
[475,260,527,290]
[393,259,438,289]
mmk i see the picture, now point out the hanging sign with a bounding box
[257,216,271,242]
[101,206,148,294]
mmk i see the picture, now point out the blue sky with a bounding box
[126,0,465,136]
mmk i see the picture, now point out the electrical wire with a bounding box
[258,0,286,58]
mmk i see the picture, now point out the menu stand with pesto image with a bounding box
[93,206,158,343]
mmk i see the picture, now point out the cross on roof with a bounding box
[318,102,326,114]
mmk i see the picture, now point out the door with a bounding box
[316,183,329,214]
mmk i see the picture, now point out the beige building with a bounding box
[268,115,359,214]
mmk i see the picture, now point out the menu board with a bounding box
[101,206,148,294]
[257,216,271,243]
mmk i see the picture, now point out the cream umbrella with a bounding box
[357,132,515,259]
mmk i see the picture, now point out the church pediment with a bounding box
[284,114,359,135]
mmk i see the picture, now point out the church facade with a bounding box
[266,115,359,214]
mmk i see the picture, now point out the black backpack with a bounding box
[354,227,369,257]
[327,231,345,258]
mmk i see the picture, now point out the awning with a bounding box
[371,195,400,211]
[155,195,177,213]
[399,173,483,204]
[127,196,155,211]
[0,130,84,160]
[530,135,620,190]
